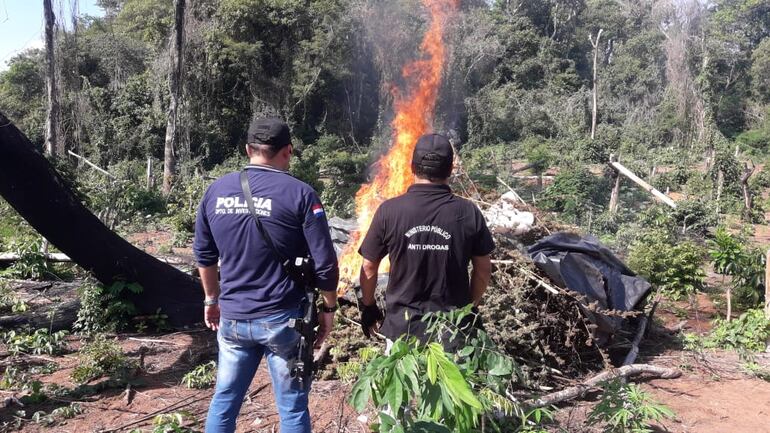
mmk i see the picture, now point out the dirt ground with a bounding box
[2,289,770,433]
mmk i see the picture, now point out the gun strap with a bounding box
[239,170,291,269]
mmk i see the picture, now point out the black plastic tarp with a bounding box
[528,232,652,340]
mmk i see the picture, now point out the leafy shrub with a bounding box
[2,328,69,356]
[587,379,674,433]
[540,165,609,225]
[704,309,770,352]
[708,229,766,307]
[670,199,717,236]
[74,280,143,334]
[0,240,49,280]
[71,336,137,384]
[350,306,534,433]
[627,231,705,300]
[181,361,216,389]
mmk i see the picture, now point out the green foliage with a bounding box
[350,306,542,433]
[704,309,770,352]
[0,240,50,280]
[707,228,766,307]
[587,380,675,433]
[150,411,199,433]
[336,346,381,384]
[2,329,69,356]
[0,281,29,314]
[540,165,609,224]
[71,336,137,384]
[74,280,144,334]
[181,361,217,389]
[709,227,745,275]
[627,231,705,300]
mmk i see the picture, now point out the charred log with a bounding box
[0,112,202,326]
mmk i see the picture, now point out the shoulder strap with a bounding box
[239,170,289,266]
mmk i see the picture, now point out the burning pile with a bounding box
[337,0,459,289]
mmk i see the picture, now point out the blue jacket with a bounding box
[193,164,339,319]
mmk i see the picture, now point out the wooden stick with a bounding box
[608,155,676,209]
[67,149,115,179]
[765,249,770,320]
[496,176,526,204]
[0,252,72,262]
[523,364,680,408]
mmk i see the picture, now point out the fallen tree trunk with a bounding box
[524,364,681,408]
[0,299,80,331]
[0,252,72,262]
[0,252,194,267]
[0,112,202,326]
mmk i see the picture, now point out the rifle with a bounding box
[287,260,318,385]
[240,171,319,384]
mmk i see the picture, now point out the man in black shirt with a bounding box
[357,133,495,341]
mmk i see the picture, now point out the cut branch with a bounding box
[524,364,681,408]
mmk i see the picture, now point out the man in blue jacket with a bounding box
[194,118,339,433]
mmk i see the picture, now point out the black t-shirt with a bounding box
[358,183,495,340]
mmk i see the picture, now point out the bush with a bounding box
[71,336,137,384]
[704,309,770,352]
[539,165,609,225]
[74,280,143,334]
[627,231,705,300]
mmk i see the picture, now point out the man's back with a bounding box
[359,183,494,338]
[194,165,337,320]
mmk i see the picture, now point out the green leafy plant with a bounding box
[21,380,47,404]
[2,328,69,356]
[587,380,675,433]
[181,361,217,389]
[151,411,199,433]
[350,306,535,433]
[704,309,770,352]
[627,230,706,300]
[0,240,49,279]
[74,280,144,334]
[0,282,28,314]
[71,335,137,384]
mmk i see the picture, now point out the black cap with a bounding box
[247,118,291,148]
[412,133,454,172]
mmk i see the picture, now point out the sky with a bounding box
[0,0,104,71]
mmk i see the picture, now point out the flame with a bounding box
[337,0,458,292]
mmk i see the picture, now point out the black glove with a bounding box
[360,303,384,338]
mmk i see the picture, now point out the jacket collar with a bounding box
[244,164,287,174]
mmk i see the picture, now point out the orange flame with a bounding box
[337,0,458,291]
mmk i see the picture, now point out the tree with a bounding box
[43,0,62,157]
[162,0,185,196]
[589,28,603,140]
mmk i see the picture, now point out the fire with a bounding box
[337,0,458,291]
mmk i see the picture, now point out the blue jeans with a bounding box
[205,308,311,433]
